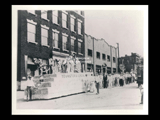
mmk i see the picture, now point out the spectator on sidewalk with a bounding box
[108,74,113,88]
[139,84,143,104]
[119,73,124,87]
[26,74,35,101]
[103,73,107,88]
[95,73,100,95]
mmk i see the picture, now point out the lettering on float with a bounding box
[61,74,85,78]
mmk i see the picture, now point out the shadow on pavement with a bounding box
[17,92,86,102]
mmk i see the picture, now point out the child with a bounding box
[139,84,143,104]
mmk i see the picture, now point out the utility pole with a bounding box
[116,43,120,73]
[93,37,95,75]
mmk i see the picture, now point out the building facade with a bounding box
[84,34,119,75]
[118,53,143,74]
[17,10,85,89]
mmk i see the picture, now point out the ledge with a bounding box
[52,29,60,33]
[41,24,49,30]
[78,39,83,42]
[53,23,60,26]
[53,47,60,50]
[27,19,37,25]
[41,18,50,22]
[62,32,69,37]
[70,36,76,40]
[28,41,38,45]
[63,49,69,52]
[42,44,50,48]
[71,30,76,34]
[62,26,69,30]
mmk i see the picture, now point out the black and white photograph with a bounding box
[12,5,148,115]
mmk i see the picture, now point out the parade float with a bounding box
[24,54,96,100]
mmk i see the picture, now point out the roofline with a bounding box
[85,33,117,48]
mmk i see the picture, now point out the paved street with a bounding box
[17,82,143,110]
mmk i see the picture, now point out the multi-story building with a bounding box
[17,10,85,90]
[118,53,143,73]
[84,34,119,75]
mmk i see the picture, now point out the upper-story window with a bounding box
[78,19,82,35]
[102,54,106,60]
[71,36,76,52]
[41,25,49,47]
[78,39,83,54]
[52,29,59,48]
[96,52,100,59]
[107,55,110,61]
[27,19,37,44]
[52,10,58,24]
[70,15,75,32]
[62,33,68,51]
[113,57,116,63]
[78,42,82,54]
[41,10,48,20]
[62,11,68,28]
[88,49,92,57]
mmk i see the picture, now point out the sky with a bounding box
[84,10,144,58]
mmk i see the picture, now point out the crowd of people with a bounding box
[91,72,137,95]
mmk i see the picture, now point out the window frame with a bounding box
[88,49,92,57]
[62,11,68,29]
[107,55,110,61]
[62,33,69,51]
[113,57,116,63]
[71,36,76,52]
[27,19,37,44]
[96,52,100,59]
[70,15,75,32]
[41,25,49,47]
[102,53,106,60]
[52,29,60,49]
[52,10,59,25]
[77,19,82,35]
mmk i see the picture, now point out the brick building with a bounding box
[17,10,85,90]
[118,53,143,73]
[84,34,119,75]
